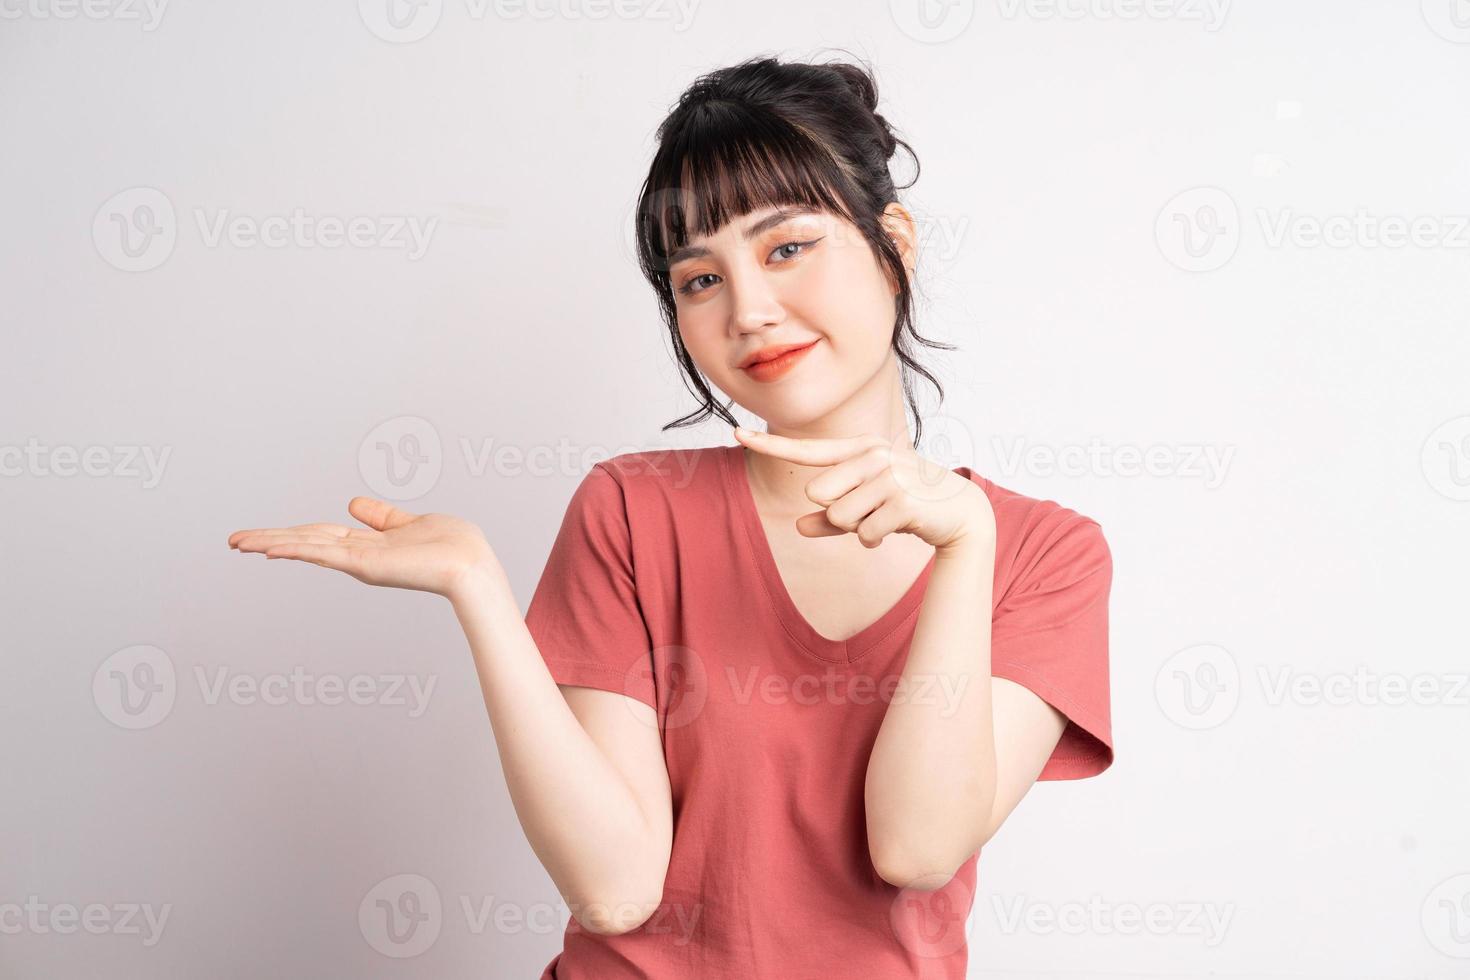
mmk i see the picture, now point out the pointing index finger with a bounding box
[734,427,884,466]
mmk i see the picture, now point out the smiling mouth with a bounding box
[741,340,819,380]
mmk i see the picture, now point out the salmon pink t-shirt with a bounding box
[523,444,1113,980]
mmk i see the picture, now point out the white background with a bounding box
[3,1,1468,977]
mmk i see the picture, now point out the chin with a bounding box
[741,391,844,431]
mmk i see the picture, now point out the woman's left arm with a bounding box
[863,527,1069,891]
[731,426,1073,893]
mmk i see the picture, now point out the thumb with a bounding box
[348,496,418,532]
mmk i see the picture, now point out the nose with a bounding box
[726,265,786,336]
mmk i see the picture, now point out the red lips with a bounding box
[740,341,819,369]
[740,340,819,381]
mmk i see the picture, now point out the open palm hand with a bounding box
[228,496,499,598]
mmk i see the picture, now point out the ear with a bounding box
[878,202,919,293]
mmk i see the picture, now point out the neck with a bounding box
[743,352,914,514]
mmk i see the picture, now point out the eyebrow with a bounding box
[665,205,822,268]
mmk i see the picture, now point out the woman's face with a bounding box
[668,203,913,430]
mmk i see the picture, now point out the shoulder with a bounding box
[960,468,1111,599]
[573,445,732,519]
[591,445,731,495]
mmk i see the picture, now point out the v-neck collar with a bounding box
[721,443,974,664]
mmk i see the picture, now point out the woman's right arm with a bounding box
[228,496,671,936]
[449,563,672,936]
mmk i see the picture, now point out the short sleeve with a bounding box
[990,512,1113,780]
[523,462,657,709]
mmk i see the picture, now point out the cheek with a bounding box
[676,315,726,377]
[802,243,895,353]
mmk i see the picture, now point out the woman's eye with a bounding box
[770,237,821,262]
[676,238,822,297]
[678,273,719,296]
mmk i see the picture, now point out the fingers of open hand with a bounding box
[233,530,376,555]
[258,541,363,571]
[228,523,378,550]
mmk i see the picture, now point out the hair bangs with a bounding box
[638,104,857,273]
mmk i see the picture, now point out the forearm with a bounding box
[864,535,996,889]
[448,565,664,930]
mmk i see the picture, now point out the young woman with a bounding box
[227,55,1113,980]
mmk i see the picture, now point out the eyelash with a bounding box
[676,238,824,296]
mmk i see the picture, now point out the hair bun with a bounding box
[870,110,899,158]
[824,61,898,159]
[825,61,880,113]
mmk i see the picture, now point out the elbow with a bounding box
[568,836,671,936]
[570,870,668,936]
[573,893,661,936]
[870,844,966,892]
[870,823,990,891]
[866,778,995,891]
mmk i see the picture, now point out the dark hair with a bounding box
[633,53,954,450]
